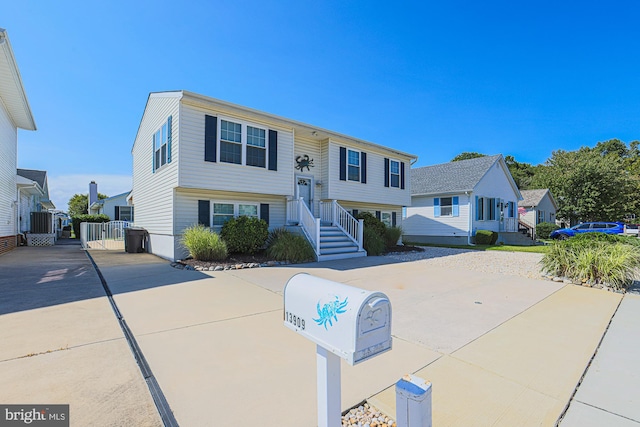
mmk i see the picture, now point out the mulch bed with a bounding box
[178,245,424,270]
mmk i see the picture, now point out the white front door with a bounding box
[296,177,312,209]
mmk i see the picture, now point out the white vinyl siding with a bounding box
[337,201,403,229]
[132,94,180,237]
[471,161,520,233]
[327,141,411,207]
[404,194,470,237]
[0,103,18,237]
[178,103,293,196]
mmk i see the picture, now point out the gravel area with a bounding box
[385,246,545,280]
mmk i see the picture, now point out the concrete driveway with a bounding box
[86,250,622,426]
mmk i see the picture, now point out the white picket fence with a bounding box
[80,221,133,250]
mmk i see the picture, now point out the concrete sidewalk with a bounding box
[560,286,640,426]
[0,245,161,426]
[87,249,623,426]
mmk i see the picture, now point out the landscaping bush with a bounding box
[355,211,387,238]
[384,226,403,249]
[536,222,559,239]
[540,233,640,290]
[220,216,269,254]
[71,214,110,239]
[474,230,495,245]
[266,229,316,263]
[181,225,228,261]
[490,230,499,245]
[363,227,385,256]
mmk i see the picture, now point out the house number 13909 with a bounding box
[285,311,305,330]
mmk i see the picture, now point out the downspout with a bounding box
[466,191,475,246]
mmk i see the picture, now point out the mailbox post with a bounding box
[284,273,393,427]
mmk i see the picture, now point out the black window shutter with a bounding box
[260,203,270,225]
[384,158,390,187]
[361,152,367,184]
[400,162,405,189]
[376,211,381,220]
[198,200,210,226]
[339,147,347,181]
[114,206,120,220]
[268,130,278,171]
[352,209,359,216]
[392,212,397,227]
[204,115,217,162]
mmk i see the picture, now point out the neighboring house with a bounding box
[0,29,36,255]
[518,189,557,239]
[16,169,56,234]
[89,191,134,221]
[131,91,417,261]
[404,155,524,245]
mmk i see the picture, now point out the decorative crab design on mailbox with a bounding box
[313,296,349,329]
[295,154,314,172]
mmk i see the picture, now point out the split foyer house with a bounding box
[0,29,37,255]
[404,155,525,245]
[131,91,417,261]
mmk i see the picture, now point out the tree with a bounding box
[68,193,108,217]
[532,147,636,224]
[451,152,486,162]
[504,155,536,190]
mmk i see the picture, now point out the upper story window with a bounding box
[348,149,360,181]
[220,120,242,164]
[246,126,266,168]
[390,160,400,188]
[153,117,171,171]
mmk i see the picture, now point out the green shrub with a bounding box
[475,230,494,245]
[181,225,228,261]
[363,227,385,256]
[536,222,560,239]
[355,211,387,238]
[490,230,499,245]
[265,227,289,248]
[384,226,403,249]
[220,216,269,254]
[266,230,316,263]
[540,235,640,290]
[72,214,110,239]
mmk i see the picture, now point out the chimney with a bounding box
[89,181,98,209]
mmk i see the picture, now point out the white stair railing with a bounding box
[289,197,320,256]
[331,201,364,251]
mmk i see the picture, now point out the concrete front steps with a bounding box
[498,231,536,246]
[318,225,366,262]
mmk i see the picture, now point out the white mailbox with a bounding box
[284,273,392,365]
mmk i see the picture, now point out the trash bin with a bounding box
[125,227,147,253]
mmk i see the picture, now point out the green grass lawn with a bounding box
[407,242,549,254]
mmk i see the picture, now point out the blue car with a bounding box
[550,222,625,240]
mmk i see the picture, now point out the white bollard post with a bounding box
[317,345,342,427]
[395,374,432,427]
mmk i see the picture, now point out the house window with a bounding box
[115,206,134,222]
[246,126,266,168]
[440,197,453,216]
[390,160,400,188]
[537,210,545,224]
[381,212,392,228]
[477,197,485,220]
[212,202,259,228]
[213,203,235,227]
[154,121,169,169]
[220,120,242,164]
[488,198,496,220]
[348,149,360,181]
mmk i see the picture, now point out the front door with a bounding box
[296,177,312,210]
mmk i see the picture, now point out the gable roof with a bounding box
[412,154,519,196]
[17,168,46,189]
[0,29,35,130]
[519,189,557,209]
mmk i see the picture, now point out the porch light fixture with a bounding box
[311,131,318,136]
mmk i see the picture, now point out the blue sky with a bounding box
[5,1,639,211]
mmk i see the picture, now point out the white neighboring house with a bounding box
[404,155,524,245]
[16,169,55,234]
[518,189,557,239]
[0,29,36,255]
[131,91,417,261]
[89,191,133,221]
